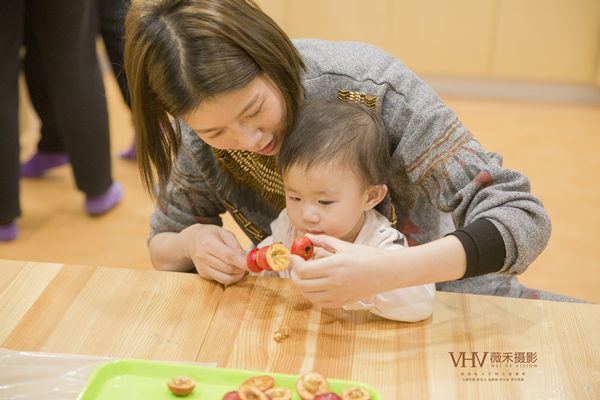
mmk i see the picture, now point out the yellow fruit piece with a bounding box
[266,243,291,271]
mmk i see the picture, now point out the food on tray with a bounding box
[291,236,314,260]
[221,371,371,400]
[237,385,271,400]
[265,387,293,400]
[314,393,342,400]
[296,372,330,399]
[273,326,290,342]
[166,375,196,396]
[341,386,371,400]
[242,374,275,391]
[80,360,380,399]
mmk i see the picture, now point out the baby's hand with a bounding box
[311,247,333,260]
[288,234,386,308]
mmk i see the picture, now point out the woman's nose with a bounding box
[234,123,262,151]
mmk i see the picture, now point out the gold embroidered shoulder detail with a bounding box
[211,148,286,211]
[222,200,268,243]
[338,89,379,112]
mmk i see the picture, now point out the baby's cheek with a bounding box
[284,205,298,222]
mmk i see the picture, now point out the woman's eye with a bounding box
[208,130,224,139]
[247,106,262,118]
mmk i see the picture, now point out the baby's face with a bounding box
[283,161,371,243]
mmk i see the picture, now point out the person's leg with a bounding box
[20,20,69,177]
[0,0,25,241]
[98,0,136,160]
[26,0,122,214]
[98,0,131,107]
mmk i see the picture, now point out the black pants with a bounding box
[98,0,131,109]
[0,0,113,222]
[24,0,132,155]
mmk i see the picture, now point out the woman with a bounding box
[124,0,561,306]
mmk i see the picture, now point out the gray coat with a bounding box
[150,38,551,279]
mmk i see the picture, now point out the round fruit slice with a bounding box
[246,248,262,273]
[341,386,371,400]
[291,236,314,260]
[314,393,342,400]
[256,246,272,271]
[265,387,293,400]
[238,385,271,400]
[266,243,291,271]
[242,375,275,391]
[296,372,329,399]
[166,375,196,396]
[258,243,290,271]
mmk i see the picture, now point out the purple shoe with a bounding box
[21,151,69,177]
[85,182,123,216]
[119,141,137,161]
[0,221,18,242]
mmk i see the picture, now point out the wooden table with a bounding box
[1,259,599,398]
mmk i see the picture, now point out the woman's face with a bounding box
[182,73,286,155]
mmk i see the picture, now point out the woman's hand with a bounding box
[289,234,397,308]
[149,224,248,285]
[183,224,248,285]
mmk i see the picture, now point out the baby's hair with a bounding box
[279,101,391,186]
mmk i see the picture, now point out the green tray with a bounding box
[77,359,382,399]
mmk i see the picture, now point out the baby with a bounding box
[257,101,435,322]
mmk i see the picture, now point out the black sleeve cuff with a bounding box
[447,218,506,279]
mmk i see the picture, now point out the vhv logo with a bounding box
[448,352,489,368]
[449,352,538,382]
[449,351,538,367]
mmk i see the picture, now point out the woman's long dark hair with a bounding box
[124,0,305,199]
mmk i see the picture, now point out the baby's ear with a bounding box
[364,184,388,210]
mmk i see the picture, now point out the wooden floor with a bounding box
[3,70,599,304]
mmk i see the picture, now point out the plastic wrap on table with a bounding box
[0,348,216,400]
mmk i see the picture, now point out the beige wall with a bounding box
[256,0,600,85]
[597,50,600,85]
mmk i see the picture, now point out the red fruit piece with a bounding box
[247,248,262,273]
[223,391,241,400]
[291,236,314,260]
[256,246,272,271]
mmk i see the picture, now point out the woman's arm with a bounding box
[146,119,250,283]
[342,225,437,322]
[289,234,466,309]
[149,223,248,285]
